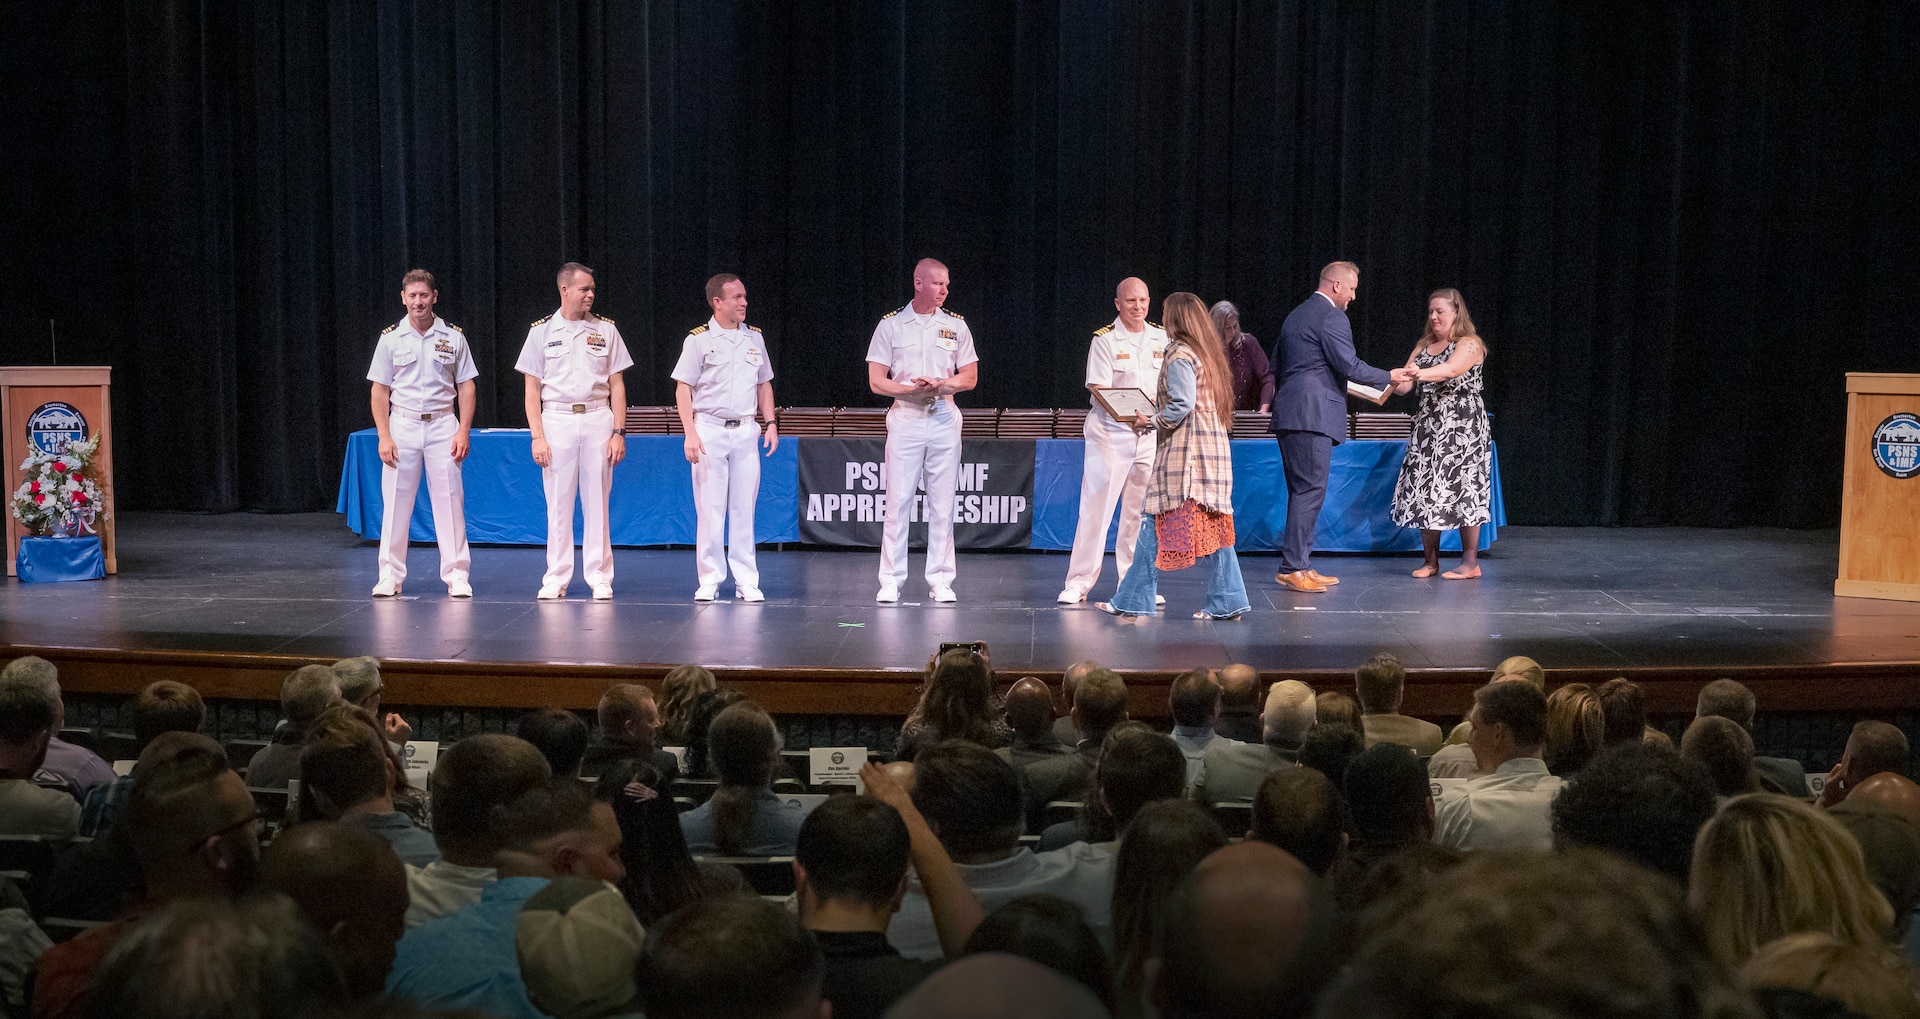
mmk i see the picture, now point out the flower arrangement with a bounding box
[12,434,107,538]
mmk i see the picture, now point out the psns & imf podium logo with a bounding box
[1872,413,1920,480]
[26,402,88,455]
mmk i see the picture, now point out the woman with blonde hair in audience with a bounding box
[678,701,811,856]
[658,663,716,746]
[1690,793,1895,966]
[1741,931,1920,1019]
[897,646,1012,760]
[1542,683,1605,776]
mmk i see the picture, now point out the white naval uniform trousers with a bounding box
[378,410,471,587]
[1063,408,1155,592]
[880,396,964,590]
[691,414,762,591]
[540,404,617,590]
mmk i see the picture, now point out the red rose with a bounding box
[34,494,45,504]
[70,472,82,482]
[29,481,39,494]
[52,462,66,473]
[73,492,87,504]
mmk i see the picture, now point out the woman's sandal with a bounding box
[1193,610,1245,621]
[1095,602,1139,618]
[1411,565,1439,578]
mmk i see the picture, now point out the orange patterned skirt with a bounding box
[1155,499,1235,571]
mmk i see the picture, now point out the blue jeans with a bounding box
[1109,513,1251,618]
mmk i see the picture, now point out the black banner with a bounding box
[798,438,1034,548]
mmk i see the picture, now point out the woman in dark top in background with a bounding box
[1211,300,1274,413]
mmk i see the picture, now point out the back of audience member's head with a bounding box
[1491,655,1547,692]
[882,953,1110,1019]
[1543,682,1605,775]
[1072,669,1128,742]
[260,821,409,999]
[126,741,261,897]
[1061,659,1098,704]
[1550,741,1719,884]
[1596,677,1648,747]
[1002,677,1055,739]
[1262,680,1317,747]
[1316,847,1753,1019]
[596,684,661,751]
[912,741,1025,863]
[0,654,60,693]
[1826,803,1920,942]
[591,759,708,925]
[659,664,717,746]
[911,647,1002,745]
[1843,721,1911,784]
[636,894,826,1019]
[794,795,910,911]
[1353,653,1406,714]
[331,656,383,711]
[516,877,646,1019]
[0,669,57,759]
[1217,664,1262,712]
[1251,767,1346,877]
[1845,772,1920,834]
[1094,724,1187,837]
[682,688,746,778]
[427,733,552,864]
[1112,801,1228,1012]
[962,895,1116,1014]
[1168,668,1220,729]
[1298,722,1365,787]
[1682,716,1762,797]
[132,681,206,751]
[493,776,625,883]
[708,701,780,855]
[517,708,589,777]
[1343,744,1433,848]
[281,665,344,730]
[1155,841,1341,1019]
[1472,679,1548,756]
[1696,678,1757,730]
[299,704,392,819]
[1741,932,1920,1019]
[1690,793,1894,966]
[1313,691,1364,736]
[84,894,349,1019]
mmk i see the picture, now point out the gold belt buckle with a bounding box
[419,413,432,421]
[571,403,586,414]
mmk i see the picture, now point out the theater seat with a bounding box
[1210,801,1253,839]
[695,856,797,897]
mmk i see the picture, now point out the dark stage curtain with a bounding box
[0,2,1912,525]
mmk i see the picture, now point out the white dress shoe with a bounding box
[693,587,717,602]
[876,586,900,604]
[591,584,614,601]
[930,586,957,603]
[1056,587,1087,604]
[537,585,566,600]
[738,587,765,603]
[447,580,472,599]
[371,580,401,598]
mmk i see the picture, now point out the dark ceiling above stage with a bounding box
[0,2,1913,526]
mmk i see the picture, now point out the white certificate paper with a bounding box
[1093,387,1156,420]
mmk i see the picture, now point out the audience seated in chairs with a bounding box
[680,688,747,779]
[1017,670,1128,834]
[996,677,1076,768]
[516,707,590,779]
[1052,659,1100,746]
[1,656,112,799]
[962,895,1116,1014]
[1192,679,1313,805]
[583,683,681,782]
[657,663,717,748]
[1037,724,1185,852]
[297,703,439,867]
[1430,657,1545,778]
[1354,652,1442,756]
[331,655,413,752]
[1313,690,1365,741]
[79,680,204,837]
[1150,841,1340,1019]
[1682,715,1765,800]
[636,894,829,1019]
[1166,669,1232,789]
[406,732,551,927]
[592,759,739,926]
[260,820,410,999]
[1542,682,1605,777]
[1550,741,1719,884]
[1111,799,1227,1017]
[897,646,1012,761]
[243,664,344,793]
[0,672,81,839]
[1697,677,1808,795]
[81,894,349,1019]
[1297,721,1365,789]
[679,701,812,856]
[32,739,260,1019]
[1433,679,1561,853]
[1250,766,1345,878]
[1212,663,1264,744]
[1818,720,1912,811]
[889,741,1116,961]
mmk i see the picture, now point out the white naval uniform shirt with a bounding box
[864,305,978,401]
[513,311,634,404]
[669,318,773,418]
[1432,757,1564,853]
[367,316,478,412]
[1084,318,1168,413]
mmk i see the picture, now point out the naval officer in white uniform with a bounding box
[1058,276,1167,604]
[515,261,633,601]
[367,268,477,598]
[865,258,978,604]
[671,273,778,603]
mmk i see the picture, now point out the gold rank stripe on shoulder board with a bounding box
[941,308,963,320]
[689,325,708,335]
[446,322,463,332]
[1092,325,1112,337]
[381,324,398,334]
[531,315,551,327]
[880,307,902,319]
[595,315,614,325]
[1149,321,1163,330]
[746,324,762,333]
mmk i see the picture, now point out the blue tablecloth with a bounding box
[16,535,106,582]
[336,429,1501,552]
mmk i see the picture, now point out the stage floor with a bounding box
[3,512,1917,676]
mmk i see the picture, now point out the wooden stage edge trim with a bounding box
[14,643,1920,720]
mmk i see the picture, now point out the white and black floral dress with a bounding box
[1390,343,1491,529]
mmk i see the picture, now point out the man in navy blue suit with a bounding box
[1269,262,1412,593]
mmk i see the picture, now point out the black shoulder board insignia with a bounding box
[881,307,901,320]
[445,322,463,333]
[381,324,397,334]
[746,324,763,333]
[531,315,551,327]
[689,325,708,335]
[595,314,614,325]
[1092,325,1112,337]
[942,309,964,321]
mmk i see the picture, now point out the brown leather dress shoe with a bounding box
[1306,569,1339,585]
[1275,570,1329,593]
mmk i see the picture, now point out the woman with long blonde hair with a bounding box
[1098,292,1250,620]
[1388,288,1492,580]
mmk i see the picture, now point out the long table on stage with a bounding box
[336,429,1504,553]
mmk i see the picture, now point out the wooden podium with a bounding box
[1,367,116,576]
[1836,373,1919,601]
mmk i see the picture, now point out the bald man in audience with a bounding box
[998,678,1075,767]
[1193,680,1314,804]
[1819,720,1911,810]
[1695,676,1807,795]
[1843,772,1920,834]
[1052,660,1099,744]
[1150,841,1341,1019]
[1213,664,1264,744]
[581,683,681,781]
[244,664,344,792]
[262,821,410,999]
[407,733,552,927]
